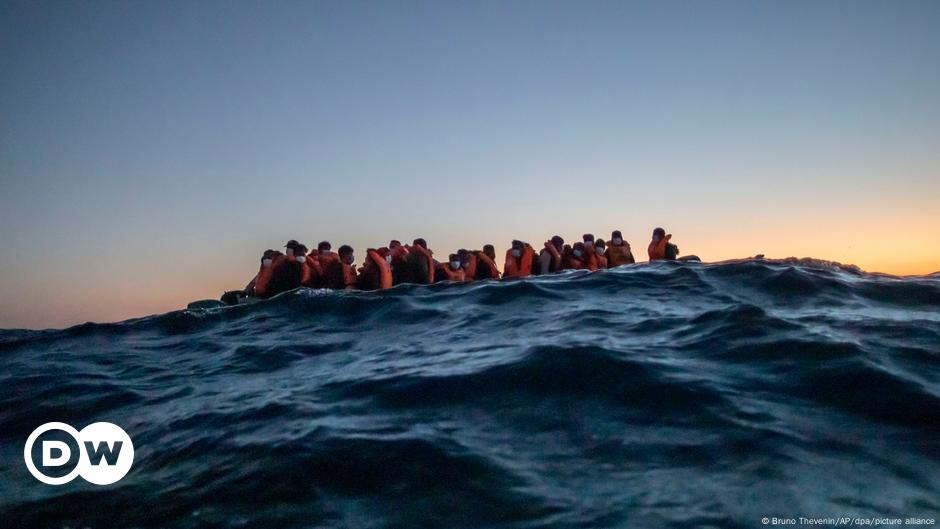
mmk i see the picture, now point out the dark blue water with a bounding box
[2,260,939,528]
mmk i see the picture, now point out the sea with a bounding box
[1,259,938,528]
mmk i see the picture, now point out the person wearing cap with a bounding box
[648,227,677,261]
[605,230,635,267]
[503,239,536,278]
[283,239,301,258]
[538,235,565,275]
[324,244,358,289]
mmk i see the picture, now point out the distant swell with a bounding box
[1,259,939,528]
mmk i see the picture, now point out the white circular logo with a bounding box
[24,422,134,485]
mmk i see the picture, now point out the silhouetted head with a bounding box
[413,238,427,250]
[550,235,564,250]
[652,227,666,242]
[338,244,354,264]
[583,233,594,243]
[318,241,332,253]
[292,244,308,262]
[284,239,302,256]
[510,240,525,258]
[483,244,496,260]
[261,249,279,266]
[572,242,586,258]
[595,239,606,253]
[611,230,623,246]
[389,240,402,249]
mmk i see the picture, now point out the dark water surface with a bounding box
[2,260,939,528]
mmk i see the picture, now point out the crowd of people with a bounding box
[233,227,687,301]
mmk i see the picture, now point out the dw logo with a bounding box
[24,422,134,485]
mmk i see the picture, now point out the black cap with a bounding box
[293,244,308,254]
[285,239,301,249]
[511,239,523,249]
[611,230,622,238]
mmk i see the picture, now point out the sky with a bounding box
[1,0,938,329]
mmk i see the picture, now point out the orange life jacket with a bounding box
[541,242,563,273]
[301,256,325,288]
[359,249,393,290]
[251,257,280,298]
[389,245,411,285]
[563,253,586,270]
[465,251,500,280]
[503,244,535,278]
[324,258,358,289]
[408,244,436,284]
[595,253,608,269]
[265,254,305,298]
[584,250,599,272]
[439,263,466,282]
[648,234,671,261]
[606,244,635,267]
[477,252,501,279]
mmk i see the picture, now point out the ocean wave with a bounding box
[1,260,939,528]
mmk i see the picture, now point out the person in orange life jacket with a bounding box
[538,235,564,275]
[265,241,308,298]
[245,249,281,298]
[456,249,474,281]
[594,239,609,269]
[648,227,678,261]
[388,239,412,285]
[293,242,325,288]
[503,240,536,278]
[323,245,358,289]
[563,242,589,270]
[463,248,500,280]
[316,241,339,264]
[357,247,393,290]
[482,244,497,262]
[605,230,635,267]
[581,234,599,271]
[404,238,436,284]
[437,253,467,282]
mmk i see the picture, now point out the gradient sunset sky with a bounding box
[1,0,938,329]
